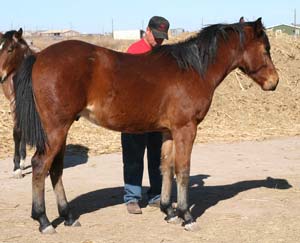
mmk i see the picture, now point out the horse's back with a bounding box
[34,40,97,73]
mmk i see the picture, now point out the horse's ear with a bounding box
[254,17,264,36]
[239,17,245,23]
[18,28,23,36]
[13,28,23,42]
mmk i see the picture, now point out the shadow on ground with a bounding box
[23,144,89,177]
[64,144,89,169]
[188,175,291,219]
[52,175,291,226]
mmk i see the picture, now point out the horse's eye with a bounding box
[7,47,13,53]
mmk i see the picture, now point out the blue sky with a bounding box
[1,0,299,33]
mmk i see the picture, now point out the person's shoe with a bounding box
[126,202,142,214]
[148,199,160,208]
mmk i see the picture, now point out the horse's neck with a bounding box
[24,46,35,57]
[205,35,243,90]
[8,47,33,80]
[1,75,14,101]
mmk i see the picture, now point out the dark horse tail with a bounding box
[13,55,47,154]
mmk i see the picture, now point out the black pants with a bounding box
[121,132,162,199]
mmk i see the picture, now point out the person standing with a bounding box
[122,16,170,214]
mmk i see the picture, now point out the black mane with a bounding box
[153,22,250,76]
[1,30,28,46]
[3,30,17,39]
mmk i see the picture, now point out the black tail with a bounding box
[13,55,47,154]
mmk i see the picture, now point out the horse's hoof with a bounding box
[41,225,56,234]
[64,219,81,227]
[12,169,23,179]
[20,160,26,170]
[71,220,81,227]
[167,216,182,224]
[184,222,199,232]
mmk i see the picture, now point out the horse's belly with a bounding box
[78,104,129,131]
[78,104,161,133]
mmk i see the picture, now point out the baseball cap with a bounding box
[148,16,170,40]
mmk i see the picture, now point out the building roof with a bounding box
[267,24,300,30]
[39,29,80,34]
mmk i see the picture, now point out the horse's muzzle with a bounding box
[262,75,279,91]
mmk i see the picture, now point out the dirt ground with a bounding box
[1,31,300,242]
[1,137,300,243]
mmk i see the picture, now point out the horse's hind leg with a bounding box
[12,127,22,178]
[173,123,198,231]
[31,128,69,234]
[160,132,177,222]
[49,141,80,227]
[31,151,56,234]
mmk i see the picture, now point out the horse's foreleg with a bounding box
[31,152,56,234]
[12,127,22,178]
[173,123,198,231]
[19,139,27,169]
[176,166,196,230]
[49,142,80,227]
[160,132,177,221]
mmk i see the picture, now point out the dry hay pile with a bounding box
[1,32,300,159]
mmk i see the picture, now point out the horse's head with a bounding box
[0,28,30,83]
[238,18,279,91]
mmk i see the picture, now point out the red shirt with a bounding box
[126,38,152,54]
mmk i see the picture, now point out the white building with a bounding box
[38,29,80,37]
[113,29,144,40]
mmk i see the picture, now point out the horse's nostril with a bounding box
[270,84,277,91]
[262,78,278,91]
[270,79,279,91]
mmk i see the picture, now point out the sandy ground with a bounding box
[1,136,300,243]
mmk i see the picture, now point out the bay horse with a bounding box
[7,17,278,233]
[0,28,35,178]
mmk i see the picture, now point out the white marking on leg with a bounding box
[72,220,81,227]
[20,159,26,170]
[184,222,199,231]
[167,216,182,224]
[41,225,56,234]
[12,169,22,179]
